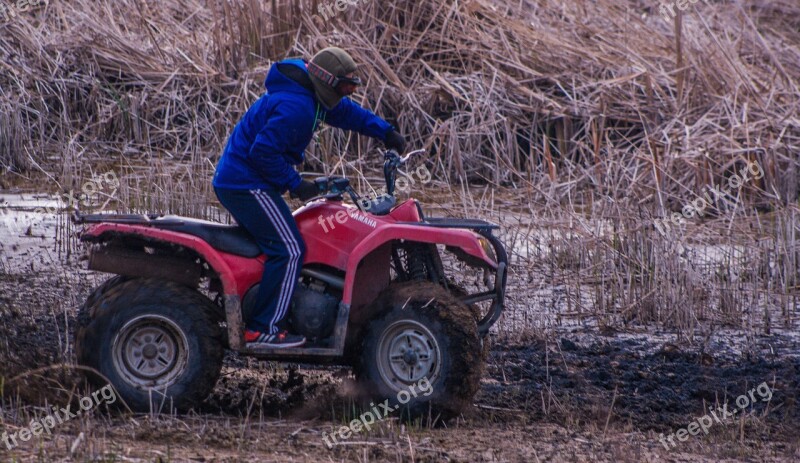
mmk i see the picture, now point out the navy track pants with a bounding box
[214,187,306,334]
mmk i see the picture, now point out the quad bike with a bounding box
[73,149,507,416]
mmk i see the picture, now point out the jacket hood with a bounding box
[264,58,315,97]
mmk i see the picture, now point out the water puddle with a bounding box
[0,193,75,272]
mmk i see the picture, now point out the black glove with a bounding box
[384,149,401,165]
[290,179,318,201]
[384,129,406,153]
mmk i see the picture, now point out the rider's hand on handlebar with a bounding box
[384,149,401,164]
[290,179,318,201]
[384,129,406,153]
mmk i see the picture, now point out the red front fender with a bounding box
[341,224,497,304]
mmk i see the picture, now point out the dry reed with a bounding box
[0,0,798,334]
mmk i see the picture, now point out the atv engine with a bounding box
[241,280,340,342]
[287,283,339,341]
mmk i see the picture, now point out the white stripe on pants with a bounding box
[250,190,302,334]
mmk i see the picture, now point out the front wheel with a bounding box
[356,282,484,418]
[76,278,224,412]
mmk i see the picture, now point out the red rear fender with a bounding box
[81,223,263,297]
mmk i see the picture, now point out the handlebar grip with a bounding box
[313,176,329,194]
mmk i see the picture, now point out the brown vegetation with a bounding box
[0,2,798,460]
[0,0,798,203]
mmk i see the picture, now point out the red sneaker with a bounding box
[245,329,306,348]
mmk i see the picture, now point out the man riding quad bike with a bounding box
[213,46,408,349]
[73,48,508,417]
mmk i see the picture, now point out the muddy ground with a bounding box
[0,200,799,462]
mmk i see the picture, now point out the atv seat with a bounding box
[152,216,262,258]
[75,213,262,258]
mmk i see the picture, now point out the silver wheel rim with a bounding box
[376,319,441,392]
[112,315,189,389]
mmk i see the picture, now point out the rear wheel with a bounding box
[356,282,484,418]
[81,275,129,312]
[76,278,224,412]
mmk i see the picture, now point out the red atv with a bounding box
[73,150,507,415]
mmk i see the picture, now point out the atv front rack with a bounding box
[401,217,500,231]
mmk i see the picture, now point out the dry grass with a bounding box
[417,186,797,342]
[0,0,798,334]
[0,0,797,203]
[1,3,799,462]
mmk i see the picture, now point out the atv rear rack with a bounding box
[73,212,174,225]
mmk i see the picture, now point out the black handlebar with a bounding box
[383,149,401,197]
[304,149,420,215]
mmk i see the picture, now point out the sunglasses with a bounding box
[335,75,362,87]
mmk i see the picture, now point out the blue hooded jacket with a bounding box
[213,58,393,192]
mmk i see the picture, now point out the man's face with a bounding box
[335,72,360,97]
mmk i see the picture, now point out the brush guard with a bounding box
[472,229,507,336]
[397,215,507,336]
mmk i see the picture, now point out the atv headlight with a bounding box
[478,237,497,264]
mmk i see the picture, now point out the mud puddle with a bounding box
[0,193,65,271]
[480,331,799,437]
[1,190,799,461]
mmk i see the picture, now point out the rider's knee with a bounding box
[296,238,307,259]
